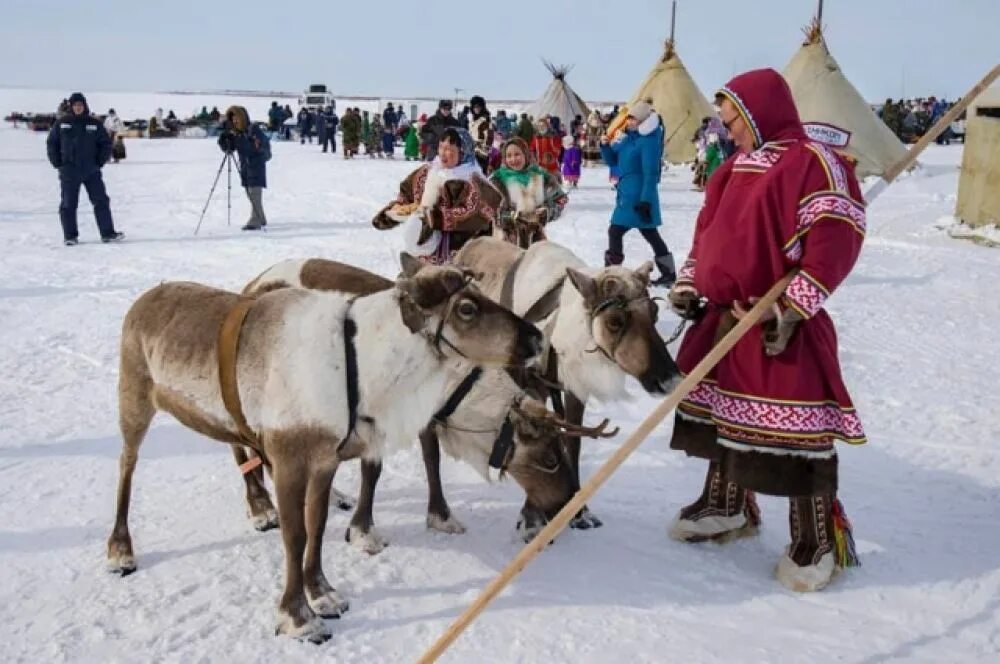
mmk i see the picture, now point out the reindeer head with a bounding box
[565,262,680,395]
[397,253,542,368]
[501,397,617,533]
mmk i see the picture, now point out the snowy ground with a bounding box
[1,117,999,663]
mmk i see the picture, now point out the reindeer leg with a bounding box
[231,445,279,532]
[272,450,329,643]
[303,457,349,619]
[420,427,466,534]
[517,499,551,542]
[564,392,603,530]
[107,367,155,575]
[345,458,388,554]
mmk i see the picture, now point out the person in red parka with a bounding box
[666,68,867,592]
[530,117,562,177]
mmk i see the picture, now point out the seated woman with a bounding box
[488,137,567,248]
[373,128,501,264]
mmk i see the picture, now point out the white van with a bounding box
[299,84,334,110]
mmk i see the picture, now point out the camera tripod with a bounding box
[194,150,240,235]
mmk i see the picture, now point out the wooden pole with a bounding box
[865,63,1000,203]
[416,273,796,664]
[817,0,824,25]
[669,0,677,44]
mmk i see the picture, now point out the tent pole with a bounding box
[670,0,676,43]
[817,0,824,25]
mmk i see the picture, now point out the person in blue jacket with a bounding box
[599,100,676,286]
[46,92,124,246]
[218,105,272,231]
[318,106,339,153]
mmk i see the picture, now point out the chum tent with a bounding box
[628,2,714,163]
[782,14,907,178]
[528,61,590,135]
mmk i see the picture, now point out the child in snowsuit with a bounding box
[560,135,582,188]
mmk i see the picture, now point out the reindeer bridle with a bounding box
[587,292,658,362]
[427,275,476,359]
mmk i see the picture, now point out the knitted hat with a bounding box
[68,92,87,105]
[628,101,652,122]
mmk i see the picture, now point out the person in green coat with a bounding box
[404,124,420,160]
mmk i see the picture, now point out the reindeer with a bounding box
[107,260,541,643]
[236,257,617,550]
[453,237,682,528]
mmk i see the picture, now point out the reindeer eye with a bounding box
[605,314,625,333]
[456,299,479,320]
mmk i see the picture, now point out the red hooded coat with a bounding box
[674,69,867,458]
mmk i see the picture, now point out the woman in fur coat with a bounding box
[373,128,501,264]
[489,137,567,248]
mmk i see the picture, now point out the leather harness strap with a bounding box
[218,297,261,450]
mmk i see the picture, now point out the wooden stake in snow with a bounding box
[864,64,1000,204]
[416,272,796,664]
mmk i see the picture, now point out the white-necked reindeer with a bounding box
[454,237,681,527]
[235,256,616,551]
[107,260,541,643]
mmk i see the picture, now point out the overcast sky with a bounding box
[1,0,996,102]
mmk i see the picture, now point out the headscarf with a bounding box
[491,137,549,187]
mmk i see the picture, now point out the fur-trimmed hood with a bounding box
[225,105,251,133]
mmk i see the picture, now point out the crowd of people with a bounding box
[878,96,965,144]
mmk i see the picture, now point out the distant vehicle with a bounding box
[299,84,334,110]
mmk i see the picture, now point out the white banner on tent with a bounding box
[804,122,852,148]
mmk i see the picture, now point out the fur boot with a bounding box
[776,495,859,592]
[669,461,760,543]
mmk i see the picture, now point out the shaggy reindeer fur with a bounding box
[241,257,583,546]
[454,238,681,527]
[108,263,540,643]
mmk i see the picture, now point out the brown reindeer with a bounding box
[235,257,616,549]
[107,261,542,642]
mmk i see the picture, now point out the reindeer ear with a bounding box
[396,279,428,333]
[399,252,423,278]
[566,268,597,305]
[634,261,654,284]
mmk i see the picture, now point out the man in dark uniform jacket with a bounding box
[46,92,124,245]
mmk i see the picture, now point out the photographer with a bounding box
[218,105,272,231]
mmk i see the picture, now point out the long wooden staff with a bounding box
[416,272,796,663]
[864,63,1000,203]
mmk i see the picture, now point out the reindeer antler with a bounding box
[512,399,619,439]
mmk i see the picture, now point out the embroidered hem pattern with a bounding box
[678,378,866,456]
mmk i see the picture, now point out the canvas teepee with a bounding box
[783,7,907,178]
[628,2,714,163]
[528,61,590,135]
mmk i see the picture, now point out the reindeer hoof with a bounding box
[107,553,137,576]
[308,590,350,619]
[330,488,355,511]
[275,611,331,643]
[427,513,466,534]
[346,526,388,555]
[569,507,603,530]
[251,508,279,532]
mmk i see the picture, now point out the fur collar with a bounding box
[637,113,661,137]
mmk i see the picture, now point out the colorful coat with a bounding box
[404,126,420,159]
[561,145,582,180]
[530,132,561,175]
[489,161,567,248]
[672,68,866,470]
[372,163,502,264]
[600,114,664,228]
